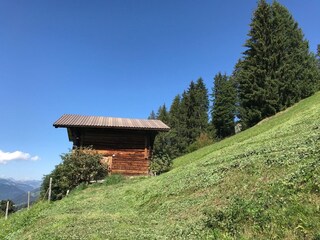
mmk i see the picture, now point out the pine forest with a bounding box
[149,0,320,171]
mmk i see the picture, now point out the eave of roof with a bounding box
[53,114,170,131]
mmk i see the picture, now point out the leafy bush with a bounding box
[150,153,172,175]
[40,147,107,201]
[187,132,214,152]
[0,200,15,216]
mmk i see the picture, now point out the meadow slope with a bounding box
[1,92,320,239]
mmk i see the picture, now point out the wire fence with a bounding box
[3,177,53,220]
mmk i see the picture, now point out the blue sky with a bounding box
[0,0,319,180]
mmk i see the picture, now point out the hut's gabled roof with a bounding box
[53,114,170,131]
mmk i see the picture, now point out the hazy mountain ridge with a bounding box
[0,178,41,206]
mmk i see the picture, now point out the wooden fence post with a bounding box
[27,191,30,210]
[48,177,52,202]
[5,201,9,220]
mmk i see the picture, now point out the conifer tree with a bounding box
[168,95,188,158]
[153,104,170,157]
[183,79,209,144]
[236,0,276,128]
[181,82,196,144]
[236,0,320,128]
[156,104,169,124]
[194,78,209,133]
[271,2,320,107]
[152,79,210,159]
[153,94,188,159]
[176,91,191,154]
[148,110,156,120]
[178,90,192,147]
[211,73,236,139]
[168,95,181,129]
[317,44,320,69]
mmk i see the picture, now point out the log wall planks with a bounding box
[69,127,156,175]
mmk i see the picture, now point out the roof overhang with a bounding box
[53,114,170,132]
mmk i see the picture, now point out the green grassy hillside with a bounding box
[1,92,320,239]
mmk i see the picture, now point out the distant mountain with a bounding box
[16,180,42,189]
[0,178,42,206]
[0,179,26,202]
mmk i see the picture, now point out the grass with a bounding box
[1,92,320,239]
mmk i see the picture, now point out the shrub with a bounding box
[187,132,214,152]
[150,153,172,175]
[0,200,15,215]
[40,147,107,201]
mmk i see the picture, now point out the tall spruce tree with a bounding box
[152,93,189,159]
[271,2,320,107]
[153,104,171,159]
[156,104,169,124]
[168,95,188,158]
[237,0,320,128]
[148,110,156,120]
[182,79,209,145]
[151,79,210,159]
[177,91,190,153]
[211,73,236,139]
[194,78,209,133]
[317,44,320,69]
[168,95,181,129]
[237,0,277,128]
[182,82,196,144]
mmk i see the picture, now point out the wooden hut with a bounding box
[53,114,170,175]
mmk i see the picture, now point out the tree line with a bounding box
[150,0,320,165]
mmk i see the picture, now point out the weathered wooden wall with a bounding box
[98,149,149,175]
[69,128,156,175]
